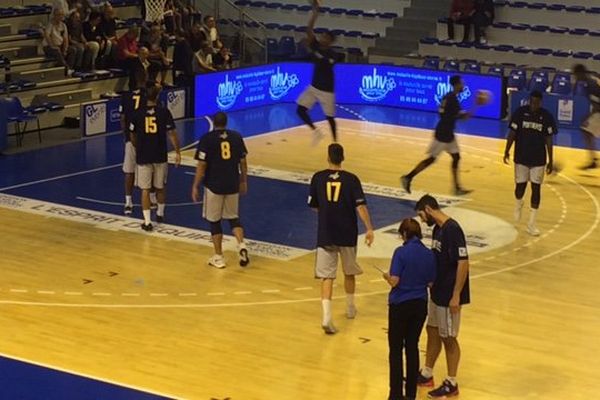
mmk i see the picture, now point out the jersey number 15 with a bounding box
[145,116,157,134]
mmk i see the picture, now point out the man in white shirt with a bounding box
[42,8,79,74]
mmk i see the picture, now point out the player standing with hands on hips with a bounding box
[308,143,374,334]
[503,90,556,236]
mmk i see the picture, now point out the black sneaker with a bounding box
[124,205,133,215]
[417,372,434,387]
[428,379,459,398]
[238,246,250,267]
[401,175,412,194]
[141,223,153,232]
[579,160,597,170]
[156,215,164,224]
[150,202,158,210]
[321,322,337,335]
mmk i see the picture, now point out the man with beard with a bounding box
[413,194,470,399]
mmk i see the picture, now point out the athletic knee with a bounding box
[424,157,436,166]
[531,183,541,208]
[296,105,308,114]
[210,221,223,235]
[227,218,242,230]
[515,182,527,199]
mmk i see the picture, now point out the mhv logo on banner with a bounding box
[434,76,472,105]
[167,89,186,119]
[84,103,107,136]
[269,66,300,100]
[359,68,397,102]
[216,75,243,110]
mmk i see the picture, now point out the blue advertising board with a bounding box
[509,91,590,128]
[194,63,504,119]
[0,102,6,152]
[335,64,503,119]
[194,62,313,117]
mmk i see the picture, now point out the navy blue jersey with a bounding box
[308,38,341,93]
[194,129,248,195]
[308,169,366,247]
[120,89,147,142]
[585,76,600,111]
[510,106,556,167]
[435,92,462,143]
[129,105,176,164]
[431,219,470,307]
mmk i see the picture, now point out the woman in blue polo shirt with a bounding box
[383,218,436,400]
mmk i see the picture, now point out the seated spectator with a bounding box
[473,0,494,44]
[83,11,108,68]
[51,0,73,17]
[448,0,474,43]
[117,26,142,89]
[164,0,182,34]
[176,0,199,31]
[130,47,157,90]
[100,3,118,65]
[193,41,216,73]
[188,22,205,52]
[172,29,194,86]
[67,11,97,71]
[42,8,80,75]
[142,24,172,85]
[213,47,233,71]
[202,15,223,52]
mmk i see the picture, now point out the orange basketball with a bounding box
[476,89,493,106]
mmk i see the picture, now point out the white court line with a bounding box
[76,197,201,207]
[0,352,183,400]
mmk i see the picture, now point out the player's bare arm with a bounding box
[191,160,207,202]
[168,129,181,166]
[357,204,374,246]
[545,135,554,174]
[239,157,248,195]
[450,259,469,314]
[306,1,320,42]
[504,130,517,164]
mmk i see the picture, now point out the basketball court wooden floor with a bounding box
[1,114,599,399]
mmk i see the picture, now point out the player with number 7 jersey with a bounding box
[308,143,374,334]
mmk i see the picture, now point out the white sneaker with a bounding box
[346,305,357,319]
[322,321,337,335]
[238,243,250,267]
[208,254,226,269]
[310,127,325,147]
[514,202,524,222]
[527,224,540,236]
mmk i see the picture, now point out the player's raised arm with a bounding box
[306,0,320,42]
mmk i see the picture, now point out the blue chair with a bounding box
[423,57,440,69]
[265,2,282,9]
[550,78,571,95]
[529,71,549,92]
[443,60,460,71]
[346,9,363,16]
[464,62,481,73]
[549,26,569,34]
[266,38,279,61]
[380,12,398,19]
[566,5,585,12]
[281,3,296,10]
[0,97,41,147]
[527,2,546,9]
[570,28,589,35]
[362,32,379,39]
[330,8,346,15]
[278,36,296,57]
[574,80,588,96]
[487,66,504,76]
[420,37,439,45]
[547,4,565,11]
[508,70,527,91]
[573,51,593,59]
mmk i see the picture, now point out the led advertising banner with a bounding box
[194,63,504,119]
[334,64,503,119]
[194,62,314,117]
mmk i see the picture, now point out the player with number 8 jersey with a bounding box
[308,143,374,334]
[192,112,250,269]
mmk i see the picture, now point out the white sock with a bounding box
[143,210,151,225]
[446,376,457,386]
[321,299,332,326]
[346,293,355,309]
[157,203,165,217]
[515,198,524,208]
[125,195,132,206]
[421,366,434,378]
[529,208,538,226]
[149,192,157,203]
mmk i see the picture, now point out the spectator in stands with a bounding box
[42,8,79,75]
[193,41,216,73]
[83,11,108,69]
[448,0,474,43]
[473,0,494,44]
[118,26,142,89]
[130,47,155,90]
[67,11,96,71]
[213,46,233,71]
[164,0,182,34]
[172,29,194,86]
[51,0,73,17]
[101,3,118,65]
[142,24,172,85]
[188,22,205,52]
[201,15,222,52]
[176,0,198,31]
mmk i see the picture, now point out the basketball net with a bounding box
[144,0,166,22]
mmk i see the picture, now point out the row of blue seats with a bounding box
[266,36,363,59]
[220,19,380,39]
[494,0,600,13]
[420,37,600,60]
[0,0,138,18]
[438,18,600,36]
[234,1,399,19]
[0,69,126,95]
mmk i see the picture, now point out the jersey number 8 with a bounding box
[145,116,157,134]
[221,141,231,160]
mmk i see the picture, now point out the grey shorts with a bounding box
[315,246,363,279]
[136,163,168,190]
[297,85,336,117]
[203,187,239,222]
[515,164,545,184]
[123,142,136,174]
[427,139,460,158]
[427,301,461,338]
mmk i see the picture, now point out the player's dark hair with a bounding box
[414,194,440,211]
[398,218,423,240]
[146,84,161,102]
[328,143,344,165]
[530,90,543,99]
[214,112,228,128]
[450,75,462,86]
[573,64,587,75]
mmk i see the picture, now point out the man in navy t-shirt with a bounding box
[413,194,470,399]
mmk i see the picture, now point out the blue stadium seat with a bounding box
[362,32,379,39]
[456,42,473,48]
[549,26,569,34]
[552,50,570,58]
[438,40,456,47]
[266,38,279,60]
[565,5,585,12]
[297,5,312,12]
[1,96,41,146]
[331,29,346,36]
[347,47,363,55]
[510,1,528,8]
[587,7,600,14]
[363,11,378,18]
[265,2,282,9]
[281,4,296,10]
[511,23,530,31]
[443,60,460,71]
[279,24,295,31]
[574,80,588,96]
[508,70,527,90]
[593,54,600,61]
[380,12,398,19]
[526,2,546,9]
[234,0,251,6]
[532,48,553,56]
[487,66,505,76]
[554,72,571,82]
[420,37,439,45]
[346,9,363,16]
[330,8,347,15]
[265,23,280,30]
[570,28,589,35]
[531,25,549,32]
[345,30,361,37]
[423,57,440,69]
[464,62,481,73]
[493,22,511,29]
[514,47,532,54]
[278,36,296,57]
[251,1,267,7]
[546,4,565,11]
[573,51,593,59]
[494,44,514,52]
[294,26,307,33]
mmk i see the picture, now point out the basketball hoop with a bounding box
[144,0,166,22]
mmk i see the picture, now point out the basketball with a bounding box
[476,89,493,105]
